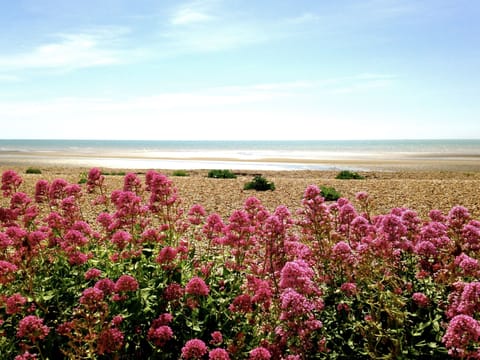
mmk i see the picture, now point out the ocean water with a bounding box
[1,139,479,170]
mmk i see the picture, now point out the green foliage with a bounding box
[25,167,42,174]
[172,170,189,177]
[78,172,87,184]
[102,170,126,176]
[244,175,275,191]
[336,170,365,180]
[207,169,237,179]
[320,185,341,201]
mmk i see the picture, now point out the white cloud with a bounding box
[0,27,131,71]
[0,81,311,139]
[171,8,213,25]
[160,0,277,53]
[169,0,217,25]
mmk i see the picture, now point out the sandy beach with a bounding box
[1,162,480,220]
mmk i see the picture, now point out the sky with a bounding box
[1,0,479,140]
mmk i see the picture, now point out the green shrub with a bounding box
[172,170,189,177]
[244,175,275,191]
[25,167,42,174]
[336,170,365,180]
[320,185,341,201]
[78,172,87,184]
[207,169,237,179]
[103,171,126,176]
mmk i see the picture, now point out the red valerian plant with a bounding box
[0,169,479,358]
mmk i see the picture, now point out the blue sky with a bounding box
[1,0,479,140]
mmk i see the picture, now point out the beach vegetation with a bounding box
[336,170,365,179]
[102,170,126,176]
[243,175,275,191]
[25,167,42,174]
[172,170,189,177]
[0,168,479,359]
[78,172,88,184]
[320,185,341,201]
[207,169,237,179]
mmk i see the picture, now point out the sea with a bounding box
[1,139,479,171]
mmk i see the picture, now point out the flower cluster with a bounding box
[1,169,479,359]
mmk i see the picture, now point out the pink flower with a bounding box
[279,288,314,320]
[112,315,124,326]
[97,327,124,355]
[6,293,27,314]
[10,192,32,209]
[412,292,429,308]
[27,231,46,248]
[455,253,479,276]
[86,167,104,193]
[188,204,206,225]
[0,260,18,284]
[156,246,178,264]
[79,287,104,307]
[94,278,116,295]
[185,276,209,296]
[229,294,252,313]
[448,206,470,229]
[111,190,142,220]
[463,220,480,251]
[164,282,185,301]
[248,276,273,308]
[303,185,321,200]
[17,315,50,343]
[181,338,208,359]
[210,331,223,345]
[279,259,316,295]
[202,213,226,241]
[428,209,446,222]
[446,282,480,318]
[115,274,139,292]
[337,302,350,312]
[1,170,23,196]
[67,251,89,266]
[443,315,480,357]
[48,178,68,202]
[355,191,369,202]
[123,172,142,193]
[147,171,179,210]
[65,184,82,197]
[14,351,38,360]
[147,313,174,345]
[84,268,102,280]
[111,230,132,250]
[380,214,407,242]
[332,241,354,263]
[97,212,113,229]
[0,233,13,248]
[249,347,271,360]
[148,325,173,347]
[338,203,357,225]
[64,229,88,246]
[340,282,357,297]
[209,348,230,360]
[414,241,438,257]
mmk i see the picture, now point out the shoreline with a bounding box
[2,151,480,172]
